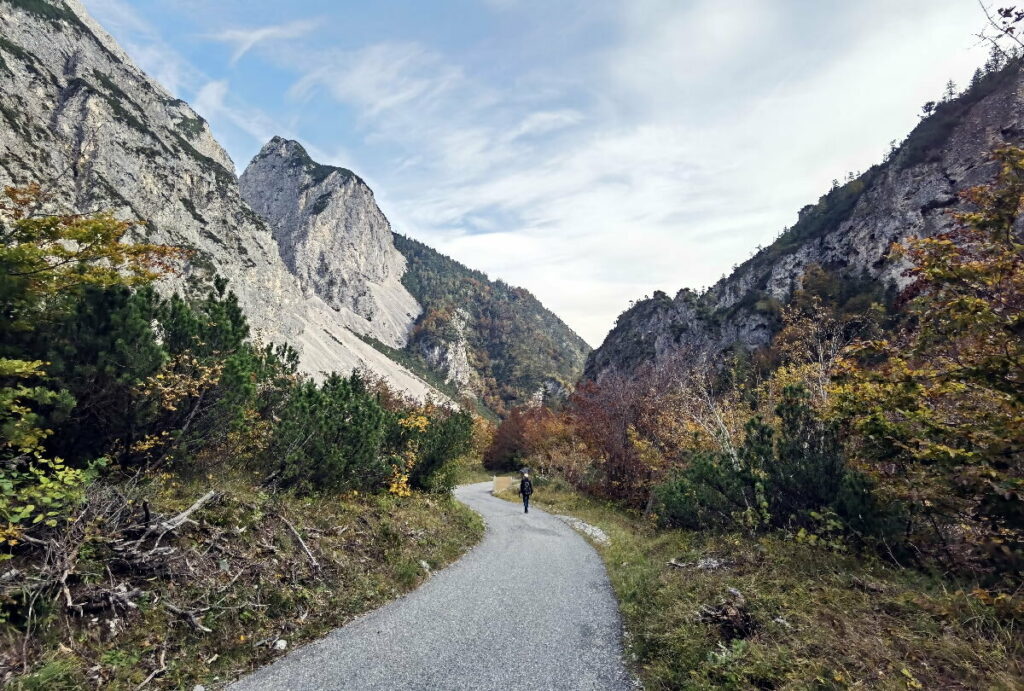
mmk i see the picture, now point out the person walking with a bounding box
[519,471,534,513]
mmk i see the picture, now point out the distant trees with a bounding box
[393,233,586,417]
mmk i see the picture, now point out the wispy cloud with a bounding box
[192,80,292,161]
[83,0,989,346]
[206,19,317,66]
[82,0,202,95]
[287,42,463,117]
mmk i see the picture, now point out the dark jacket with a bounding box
[519,477,533,496]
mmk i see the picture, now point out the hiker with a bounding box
[519,471,533,513]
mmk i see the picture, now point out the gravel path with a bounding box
[229,482,631,690]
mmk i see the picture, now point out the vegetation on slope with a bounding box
[394,232,590,417]
[489,149,1024,685]
[721,51,1022,301]
[0,184,487,687]
[496,481,1022,689]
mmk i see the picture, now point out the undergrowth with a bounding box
[2,469,483,689]
[498,478,1024,690]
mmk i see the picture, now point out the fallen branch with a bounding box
[136,645,166,689]
[164,601,212,633]
[278,514,320,572]
[159,490,219,532]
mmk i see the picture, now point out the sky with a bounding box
[82,0,990,347]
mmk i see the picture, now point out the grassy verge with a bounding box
[3,470,483,689]
[455,463,494,485]
[496,478,1023,689]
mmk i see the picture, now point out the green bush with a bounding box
[411,409,474,493]
[655,385,891,543]
[265,373,391,494]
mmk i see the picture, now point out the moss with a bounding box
[8,0,85,28]
[170,132,235,186]
[0,101,31,139]
[310,191,332,215]
[86,71,150,136]
[0,34,45,79]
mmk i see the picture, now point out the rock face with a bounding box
[239,138,419,348]
[0,0,437,398]
[414,308,481,393]
[585,63,1024,382]
[242,143,591,413]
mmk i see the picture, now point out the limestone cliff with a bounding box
[585,62,1024,382]
[239,138,419,348]
[0,0,438,398]
[241,142,591,415]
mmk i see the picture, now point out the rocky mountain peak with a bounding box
[252,136,362,188]
[240,137,420,349]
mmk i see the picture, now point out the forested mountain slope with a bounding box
[586,59,1024,381]
[394,233,591,416]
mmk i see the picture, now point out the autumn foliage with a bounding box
[490,148,1024,583]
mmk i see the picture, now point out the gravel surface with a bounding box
[230,482,631,690]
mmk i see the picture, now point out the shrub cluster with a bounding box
[0,185,479,549]
[488,148,1024,585]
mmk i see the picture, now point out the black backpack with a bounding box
[521,477,533,496]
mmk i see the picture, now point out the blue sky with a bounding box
[83,0,988,346]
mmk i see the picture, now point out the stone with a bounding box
[240,137,421,349]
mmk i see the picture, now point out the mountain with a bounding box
[239,137,419,348]
[585,60,1024,381]
[0,0,440,398]
[0,0,588,412]
[393,233,590,416]
[241,138,590,416]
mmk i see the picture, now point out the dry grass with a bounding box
[2,469,483,689]
[500,478,1024,690]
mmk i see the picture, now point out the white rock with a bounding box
[0,1,442,401]
[240,137,421,349]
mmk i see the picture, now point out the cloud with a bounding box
[508,110,585,139]
[288,42,463,117]
[206,19,317,66]
[82,0,202,95]
[193,80,286,151]
[317,0,986,346]
[84,0,990,346]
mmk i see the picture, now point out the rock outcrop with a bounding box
[241,142,591,413]
[0,0,437,398]
[585,63,1024,382]
[239,137,419,348]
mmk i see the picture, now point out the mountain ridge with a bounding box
[0,0,588,413]
[0,0,443,399]
[585,58,1024,381]
[240,135,591,415]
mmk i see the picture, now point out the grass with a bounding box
[497,478,1024,689]
[454,461,494,485]
[3,469,483,689]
